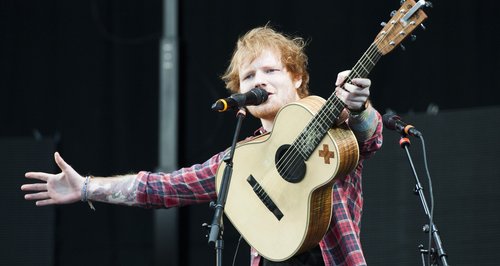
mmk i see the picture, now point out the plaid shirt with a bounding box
[136,112,383,266]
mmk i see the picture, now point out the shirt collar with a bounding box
[254,127,267,136]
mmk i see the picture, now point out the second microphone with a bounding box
[211,87,269,112]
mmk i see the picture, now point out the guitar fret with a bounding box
[356,64,369,77]
[297,148,307,159]
[291,43,384,160]
[365,55,376,66]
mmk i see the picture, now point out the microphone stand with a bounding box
[204,107,247,266]
[398,137,449,266]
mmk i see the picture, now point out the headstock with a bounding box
[374,0,430,55]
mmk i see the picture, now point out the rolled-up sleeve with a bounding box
[135,151,224,208]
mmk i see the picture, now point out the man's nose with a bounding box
[253,72,267,88]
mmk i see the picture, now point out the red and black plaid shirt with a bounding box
[136,112,383,266]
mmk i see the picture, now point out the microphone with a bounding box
[211,87,268,112]
[383,113,422,137]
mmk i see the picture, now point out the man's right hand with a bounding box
[22,152,84,206]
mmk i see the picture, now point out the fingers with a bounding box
[54,152,70,172]
[25,152,68,180]
[23,190,57,206]
[36,199,56,207]
[21,183,48,191]
[335,83,370,111]
[336,82,370,99]
[343,82,370,97]
[335,69,371,88]
[351,78,371,89]
[24,191,49,201]
[336,88,367,104]
[25,172,52,182]
[335,87,349,104]
[335,70,351,86]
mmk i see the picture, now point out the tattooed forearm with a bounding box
[348,105,378,143]
[87,175,140,206]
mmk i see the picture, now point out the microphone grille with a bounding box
[252,87,268,103]
[382,113,399,130]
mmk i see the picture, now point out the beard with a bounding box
[246,102,281,121]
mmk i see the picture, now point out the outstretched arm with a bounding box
[22,152,140,207]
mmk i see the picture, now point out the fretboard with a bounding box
[293,42,382,159]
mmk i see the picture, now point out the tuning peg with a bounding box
[420,23,426,30]
[400,44,406,51]
[400,0,406,5]
[410,35,417,42]
[390,10,397,17]
[380,22,387,27]
[425,1,433,8]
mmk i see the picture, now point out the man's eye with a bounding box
[244,74,254,80]
[266,69,278,73]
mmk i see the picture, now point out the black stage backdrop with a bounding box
[1,0,499,265]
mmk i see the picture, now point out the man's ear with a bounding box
[294,78,302,89]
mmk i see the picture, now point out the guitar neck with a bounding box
[293,43,382,159]
[293,0,429,159]
[342,42,383,84]
[323,42,383,118]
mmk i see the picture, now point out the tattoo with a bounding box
[348,106,378,142]
[88,175,140,206]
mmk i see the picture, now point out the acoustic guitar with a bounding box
[216,0,429,261]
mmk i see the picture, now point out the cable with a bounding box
[420,136,434,266]
[232,235,243,266]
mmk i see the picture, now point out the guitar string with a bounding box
[252,12,414,206]
[276,18,405,183]
[274,42,382,182]
[256,24,395,201]
[273,14,411,190]
[275,10,412,180]
[252,42,382,203]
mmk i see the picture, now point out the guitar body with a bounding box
[216,96,359,261]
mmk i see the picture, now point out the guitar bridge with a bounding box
[247,175,284,221]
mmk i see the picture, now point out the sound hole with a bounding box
[275,144,306,183]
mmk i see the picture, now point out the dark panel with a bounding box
[0,138,55,266]
[363,106,500,265]
[1,1,159,265]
